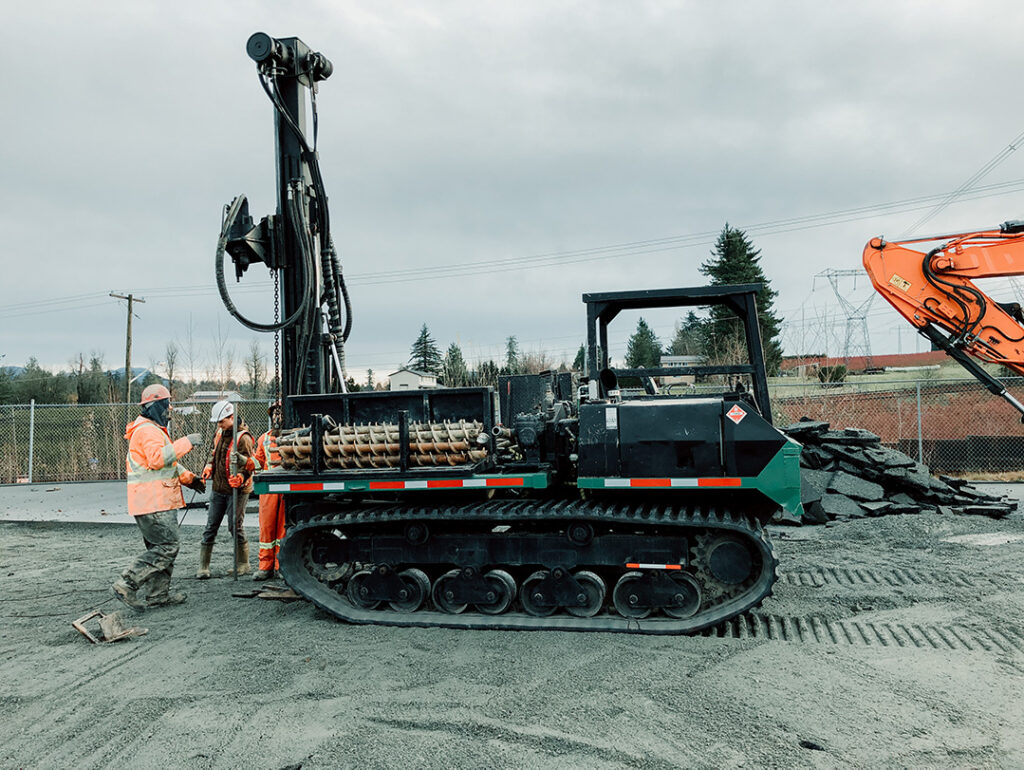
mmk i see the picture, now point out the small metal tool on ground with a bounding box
[72,610,148,644]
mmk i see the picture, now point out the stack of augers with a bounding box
[276,419,515,470]
[781,419,1018,524]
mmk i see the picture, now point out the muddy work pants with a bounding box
[257,493,286,571]
[201,490,249,547]
[123,509,180,589]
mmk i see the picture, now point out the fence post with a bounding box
[28,399,35,484]
[915,383,923,464]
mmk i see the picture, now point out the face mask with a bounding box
[142,398,171,428]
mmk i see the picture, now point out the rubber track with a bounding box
[780,567,1022,589]
[702,613,1024,654]
[278,499,778,635]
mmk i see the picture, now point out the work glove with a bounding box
[228,473,245,489]
[185,432,202,448]
[187,477,207,494]
[202,465,212,480]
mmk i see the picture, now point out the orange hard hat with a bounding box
[140,384,171,404]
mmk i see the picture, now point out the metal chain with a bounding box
[273,269,281,404]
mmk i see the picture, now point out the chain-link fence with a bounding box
[0,400,273,485]
[2,381,1023,484]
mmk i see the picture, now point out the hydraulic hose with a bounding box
[215,195,314,332]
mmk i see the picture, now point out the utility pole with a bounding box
[110,293,146,404]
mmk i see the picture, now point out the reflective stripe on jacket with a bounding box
[124,416,196,516]
[208,426,255,494]
[254,431,281,470]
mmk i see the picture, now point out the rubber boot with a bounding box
[196,543,213,579]
[252,568,273,581]
[112,576,146,612]
[227,542,251,576]
[146,572,186,607]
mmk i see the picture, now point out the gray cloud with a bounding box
[3,0,1024,379]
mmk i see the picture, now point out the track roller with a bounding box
[476,570,516,615]
[520,570,558,617]
[612,571,650,619]
[389,568,430,613]
[346,570,381,610]
[565,570,605,618]
[432,569,468,614]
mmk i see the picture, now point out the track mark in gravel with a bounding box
[780,567,1020,589]
[366,716,649,766]
[65,646,148,693]
[702,614,1024,654]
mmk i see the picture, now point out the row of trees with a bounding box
[619,224,783,374]
[3,225,783,403]
[408,328,564,388]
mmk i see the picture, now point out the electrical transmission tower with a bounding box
[815,269,875,370]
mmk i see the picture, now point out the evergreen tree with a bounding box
[699,224,783,374]
[442,343,470,387]
[625,318,662,368]
[572,344,585,372]
[503,336,521,375]
[409,324,443,374]
[365,369,375,389]
[667,311,705,356]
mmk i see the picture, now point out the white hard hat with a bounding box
[210,399,235,423]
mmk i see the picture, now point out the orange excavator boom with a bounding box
[863,220,1024,416]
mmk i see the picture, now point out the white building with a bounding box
[388,368,438,390]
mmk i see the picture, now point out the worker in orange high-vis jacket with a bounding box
[252,401,285,580]
[113,384,205,611]
[197,400,256,578]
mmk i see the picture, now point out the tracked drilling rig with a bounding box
[217,33,803,634]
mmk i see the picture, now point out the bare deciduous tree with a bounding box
[245,339,266,398]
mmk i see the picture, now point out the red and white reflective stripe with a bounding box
[601,477,741,488]
[267,477,525,493]
[626,563,683,570]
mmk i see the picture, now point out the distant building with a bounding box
[388,368,438,390]
[182,390,245,403]
[661,355,706,386]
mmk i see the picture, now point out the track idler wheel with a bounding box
[476,570,516,615]
[565,570,606,618]
[432,569,468,614]
[389,568,430,613]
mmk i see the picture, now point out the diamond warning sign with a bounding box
[726,405,747,424]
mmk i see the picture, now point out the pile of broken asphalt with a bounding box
[780,419,1018,525]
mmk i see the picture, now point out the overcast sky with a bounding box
[4,1,1024,384]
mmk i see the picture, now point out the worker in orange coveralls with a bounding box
[113,384,205,611]
[252,400,286,581]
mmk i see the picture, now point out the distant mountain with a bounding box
[1,366,25,376]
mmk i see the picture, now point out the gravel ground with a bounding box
[2,483,1024,768]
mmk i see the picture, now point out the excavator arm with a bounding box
[863,221,1024,417]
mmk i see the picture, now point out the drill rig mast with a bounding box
[216,33,350,419]
[863,221,1024,417]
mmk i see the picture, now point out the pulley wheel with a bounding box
[661,572,702,619]
[565,570,606,618]
[388,568,430,613]
[431,569,468,614]
[475,569,516,615]
[519,570,557,617]
[346,570,380,610]
[612,571,651,619]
